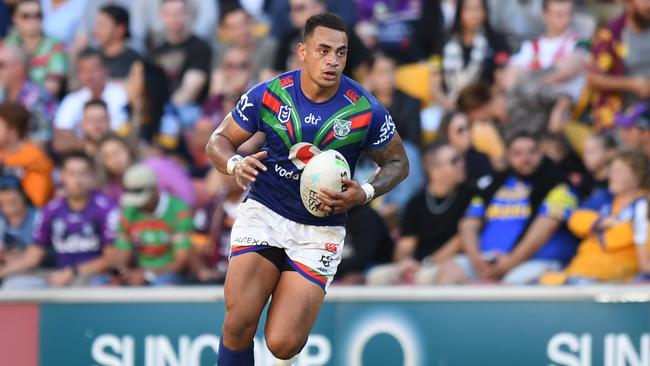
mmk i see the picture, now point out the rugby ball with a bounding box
[300,150,351,217]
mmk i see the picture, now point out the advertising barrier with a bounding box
[1,286,650,366]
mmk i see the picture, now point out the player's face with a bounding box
[298,26,348,89]
[61,159,93,198]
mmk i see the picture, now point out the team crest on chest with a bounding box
[333,119,352,139]
[278,105,292,125]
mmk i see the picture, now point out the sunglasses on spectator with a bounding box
[19,12,42,20]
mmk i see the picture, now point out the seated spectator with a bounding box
[367,142,472,285]
[586,0,650,130]
[41,0,88,46]
[0,174,40,263]
[150,0,212,129]
[539,133,588,197]
[270,0,369,78]
[188,173,244,284]
[54,48,129,139]
[93,4,140,81]
[0,45,58,143]
[53,99,111,156]
[214,4,276,77]
[580,133,616,209]
[130,0,217,51]
[435,131,578,285]
[505,0,586,100]
[441,0,511,101]
[141,147,196,207]
[97,135,134,203]
[366,52,422,148]
[4,0,67,97]
[335,204,393,285]
[615,102,650,160]
[113,163,192,286]
[541,150,649,284]
[355,0,423,64]
[0,152,118,288]
[437,111,493,185]
[0,102,53,207]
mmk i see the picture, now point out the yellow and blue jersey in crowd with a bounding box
[466,176,578,262]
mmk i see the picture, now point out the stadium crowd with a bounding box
[0,0,648,288]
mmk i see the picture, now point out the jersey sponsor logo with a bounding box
[278,105,292,125]
[304,113,321,125]
[319,255,332,267]
[274,164,301,180]
[280,75,294,88]
[345,89,360,103]
[333,119,352,139]
[51,219,102,253]
[288,142,321,170]
[235,93,254,122]
[372,115,396,146]
[324,243,339,253]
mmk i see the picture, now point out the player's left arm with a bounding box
[318,134,409,214]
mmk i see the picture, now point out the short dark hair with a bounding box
[78,47,104,64]
[589,132,618,150]
[543,0,573,10]
[368,51,396,70]
[456,82,493,113]
[423,140,453,165]
[303,12,349,41]
[99,4,131,39]
[0,102,30,139]
[219,2,247,23]
[84,99,108,112]
[505,129,540,147]
[61,151,94,170]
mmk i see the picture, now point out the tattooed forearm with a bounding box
[366,134,410,197]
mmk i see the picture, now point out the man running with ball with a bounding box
[206,12,409,365]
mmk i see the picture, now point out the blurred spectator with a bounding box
[436,131,578,284]
[54,48,129,138]
[417,0,451,60]
[0,174,39,263]
[367,142,472,285]
[188,173,244,284]
[3,0,67,97]
[542,150,649,284]
[335,204,393,284]
[130,0,217,52]
[268,0,357,39]
[150,0,212,127]
[142,150,196,207]
[93,4,140,81]
[0,152,118,289]
[354,0,423,64]
[97,135,134,203]
[366,52,422,148]
[441,0,510,101]
[505,0,586,100]
[113,163,192,286]
[0,102,53,207]
[53,99,111,156]
[0,45,58,143]
[214,4,276,77]
[41,0,88,46]
[270,0,369,78]
[580,133,616,209]
[73,0,131,49]
[488,0,544,49]
[586,0,650,130]
[539,132,588,196]
[615,102,650,159]
[436,111,493,185]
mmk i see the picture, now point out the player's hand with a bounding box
[48,267,75,288]
[317,178,366,215]
[233,151,268,190]
[126,268,147,286]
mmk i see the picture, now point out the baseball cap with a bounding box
[615,102,650,130]
[120,164,157,208]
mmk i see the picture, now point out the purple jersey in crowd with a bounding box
[33,192,119,268]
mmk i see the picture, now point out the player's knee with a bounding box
[222,311,258,340]
[265,332,306,360]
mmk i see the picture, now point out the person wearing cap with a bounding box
[112,163,193,286]
[616,102,650,160]
[93,4,140,81]
[0,152,119,289]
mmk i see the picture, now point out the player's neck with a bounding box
[299,72,340,103]
[66,193,90,212]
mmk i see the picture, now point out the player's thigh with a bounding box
[264,271,325,355]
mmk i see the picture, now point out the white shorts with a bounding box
[230,199,346,290]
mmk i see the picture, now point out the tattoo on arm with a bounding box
[366,134,410,198]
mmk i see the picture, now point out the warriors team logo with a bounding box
[278,105,292,125]
[333,119,351,139]
[288,142,321,170]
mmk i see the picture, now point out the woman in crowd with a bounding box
[580,133,617,209]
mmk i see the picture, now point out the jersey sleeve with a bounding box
[465,196,486,218]
[538,184,577,221]
[171,202,194,251]
[632,199,648,246]
[230,82,266,134]
[101,207,120,246]
[113,211,133,251]
[31,209,50,247]
[364,99,397,151]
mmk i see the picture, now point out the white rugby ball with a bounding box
[300,150,351,217]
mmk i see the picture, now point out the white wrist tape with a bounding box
[361,183,375,204]
[226,154,243,175]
